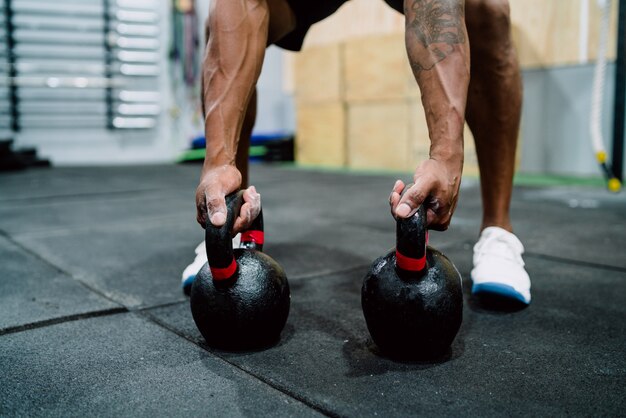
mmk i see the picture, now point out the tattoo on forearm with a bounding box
[407,0,465,72]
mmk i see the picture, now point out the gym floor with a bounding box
[1,163,624,416]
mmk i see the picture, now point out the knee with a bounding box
[466,0,511,18]
[466,0,513,55]
[466,0,512,35]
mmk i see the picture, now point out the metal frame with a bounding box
[1,0,162,131]
[4,0,19,131]
[103,0,114,129]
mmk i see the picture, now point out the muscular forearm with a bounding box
[405,0,469,163]
[202,0,269,170]
[391,0,470,228]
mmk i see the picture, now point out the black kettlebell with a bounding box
[190,190,290,350]
[361,204,463,359]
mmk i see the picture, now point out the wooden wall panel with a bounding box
[296,102,346,166]
[303,0,404,48]
[293,0,618,68]
[293,44,343,103]
[586,0,618,61]
[509,0,617,66]
[348,100,411,171]
[407,99,431,170]
[343,33,417,102]
[290,0,617,172]
[510,0,582,68]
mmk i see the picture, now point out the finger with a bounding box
[428,214,450,231]
[395,178,430,218]
[233,202,253,234]
[389,180,404,205]
[196,204,207,227]
[393,179,404,195]
[196,189,208,228]
[389,180,404,217]
[425,198,450,231]
[233,186,261,234]
[243,185,261,220]
[206,191,227,227]
[389,192,401,214]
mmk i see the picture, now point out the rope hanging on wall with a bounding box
[590,0,622,191]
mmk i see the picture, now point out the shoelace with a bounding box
[474,232,525,266]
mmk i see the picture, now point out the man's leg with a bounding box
[465,0,521,233]
[464,0,530,305]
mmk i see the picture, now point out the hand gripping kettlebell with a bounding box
[190,191,290,350]
[361,204,463,359]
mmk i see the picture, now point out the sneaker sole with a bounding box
[472,282,530,305]
[182,275,194,296]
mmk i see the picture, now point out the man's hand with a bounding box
[195,165,261,234]
[389,157,462,230]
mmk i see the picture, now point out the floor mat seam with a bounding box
[140,310,341,418]
[0,229,126,306]
[0,307,129,336]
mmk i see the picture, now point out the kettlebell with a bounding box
[190,190,290,350]
[361,204,463,359]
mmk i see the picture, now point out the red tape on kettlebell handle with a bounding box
[395,250,426,272]
[241,230,265,245]
[210,258,237,280]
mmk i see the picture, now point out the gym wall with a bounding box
[1,0,297,165]
[1,0,184,165]
[287,0,621,177]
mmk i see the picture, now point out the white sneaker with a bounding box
[181,235,241,295]
[471,227,531,305]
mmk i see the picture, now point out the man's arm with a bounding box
[391,0,470,230]
[196,0,269,230]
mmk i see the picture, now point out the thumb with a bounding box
[206,191,227,227]
[395,181,428,219]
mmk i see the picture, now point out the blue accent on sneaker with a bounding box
[182,275,195,296]
[472,282,530,305]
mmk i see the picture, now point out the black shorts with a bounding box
[275,0,404,51]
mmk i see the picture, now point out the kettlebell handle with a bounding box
[205,190,245,281]
[395,190,428,277]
